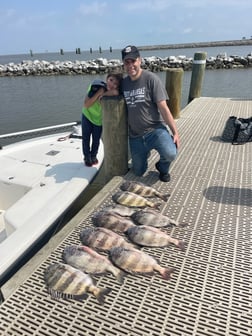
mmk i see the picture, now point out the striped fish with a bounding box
[109,247,175,280]
[102,204,137,217]
[112,191,161,209]
[120,181,170,201]
[92,210,136,233]
[44,262,111,304]
[80,227,132,252]
[126,225,185,251]
[131,208,187,227]
[62,245,125,283]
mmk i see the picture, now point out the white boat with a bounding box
[0,122,104,284]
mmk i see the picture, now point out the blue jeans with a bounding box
[129,126,177,176]
[81,114,102,159]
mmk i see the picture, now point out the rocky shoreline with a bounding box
[1,50,252,77]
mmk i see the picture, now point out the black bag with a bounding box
[221,116,252,145]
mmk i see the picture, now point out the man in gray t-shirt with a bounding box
[121,45,180,182]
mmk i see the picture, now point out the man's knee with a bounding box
[169,150,177,162]
[163,143,178,162]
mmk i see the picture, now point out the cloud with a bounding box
[0,8,58,30]
[174,0,251,6]
[78,2,107,16]
[183,28,193,34]
[121,0,171,11]
[122,0,252,11]
[0,9,16,26]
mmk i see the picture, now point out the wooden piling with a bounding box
[188,52,207,103]
[165,68,184,119]
[101,96,128,182]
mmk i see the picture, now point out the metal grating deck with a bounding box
[0,97,251,336]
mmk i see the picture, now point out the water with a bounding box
[1,45,252,137]
[1,44,251,64]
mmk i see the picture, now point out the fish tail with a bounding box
[168,219,179,226]
[179,222,188,228]
[95,287,112,305]
[159,193,170,202]
[160,267,175,280]
[152,202,162,209]
[116,270,126,284]
[177,240,186,251]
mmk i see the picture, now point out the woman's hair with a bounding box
[107,71,123,82]
[107,71,123,94]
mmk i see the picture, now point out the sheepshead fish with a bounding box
[131,208,187,227]
[109,247,175,280]
[62,245,125,283]
[112,191,161,209]
[126,225,185,251]
[103,204,137,217]
[80,227,132,251]
[120,181,170,201]
[44,262,111,304]
[92,210,136,233]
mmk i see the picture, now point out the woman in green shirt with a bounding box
[82,72,122,166]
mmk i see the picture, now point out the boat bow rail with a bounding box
[0,121,81,148]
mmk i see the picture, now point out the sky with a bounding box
[0,0,251,55]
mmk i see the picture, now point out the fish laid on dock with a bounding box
[92,210,136,233]
[126,225,186,251]
[62,245,125,283]
[131,208,187,227]
[44,262,111,304]
[102,204,137,217]
[112,191,161,209]
[120,180,170,201]
[109,247,175,280]
[80,227,132,252]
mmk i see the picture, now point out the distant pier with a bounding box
[138,38,252,50]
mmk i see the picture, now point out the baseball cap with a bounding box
[121,45,140,61]
[88,79,107,98]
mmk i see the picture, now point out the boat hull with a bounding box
[0,132,104,284]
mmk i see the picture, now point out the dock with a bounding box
[0,97,251,336]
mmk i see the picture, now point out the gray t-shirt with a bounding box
[122,70,168,137]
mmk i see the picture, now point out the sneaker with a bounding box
[84,158,92,167]
[159,172,171,182]
[155,162,171,182]
[91,157,98,165]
